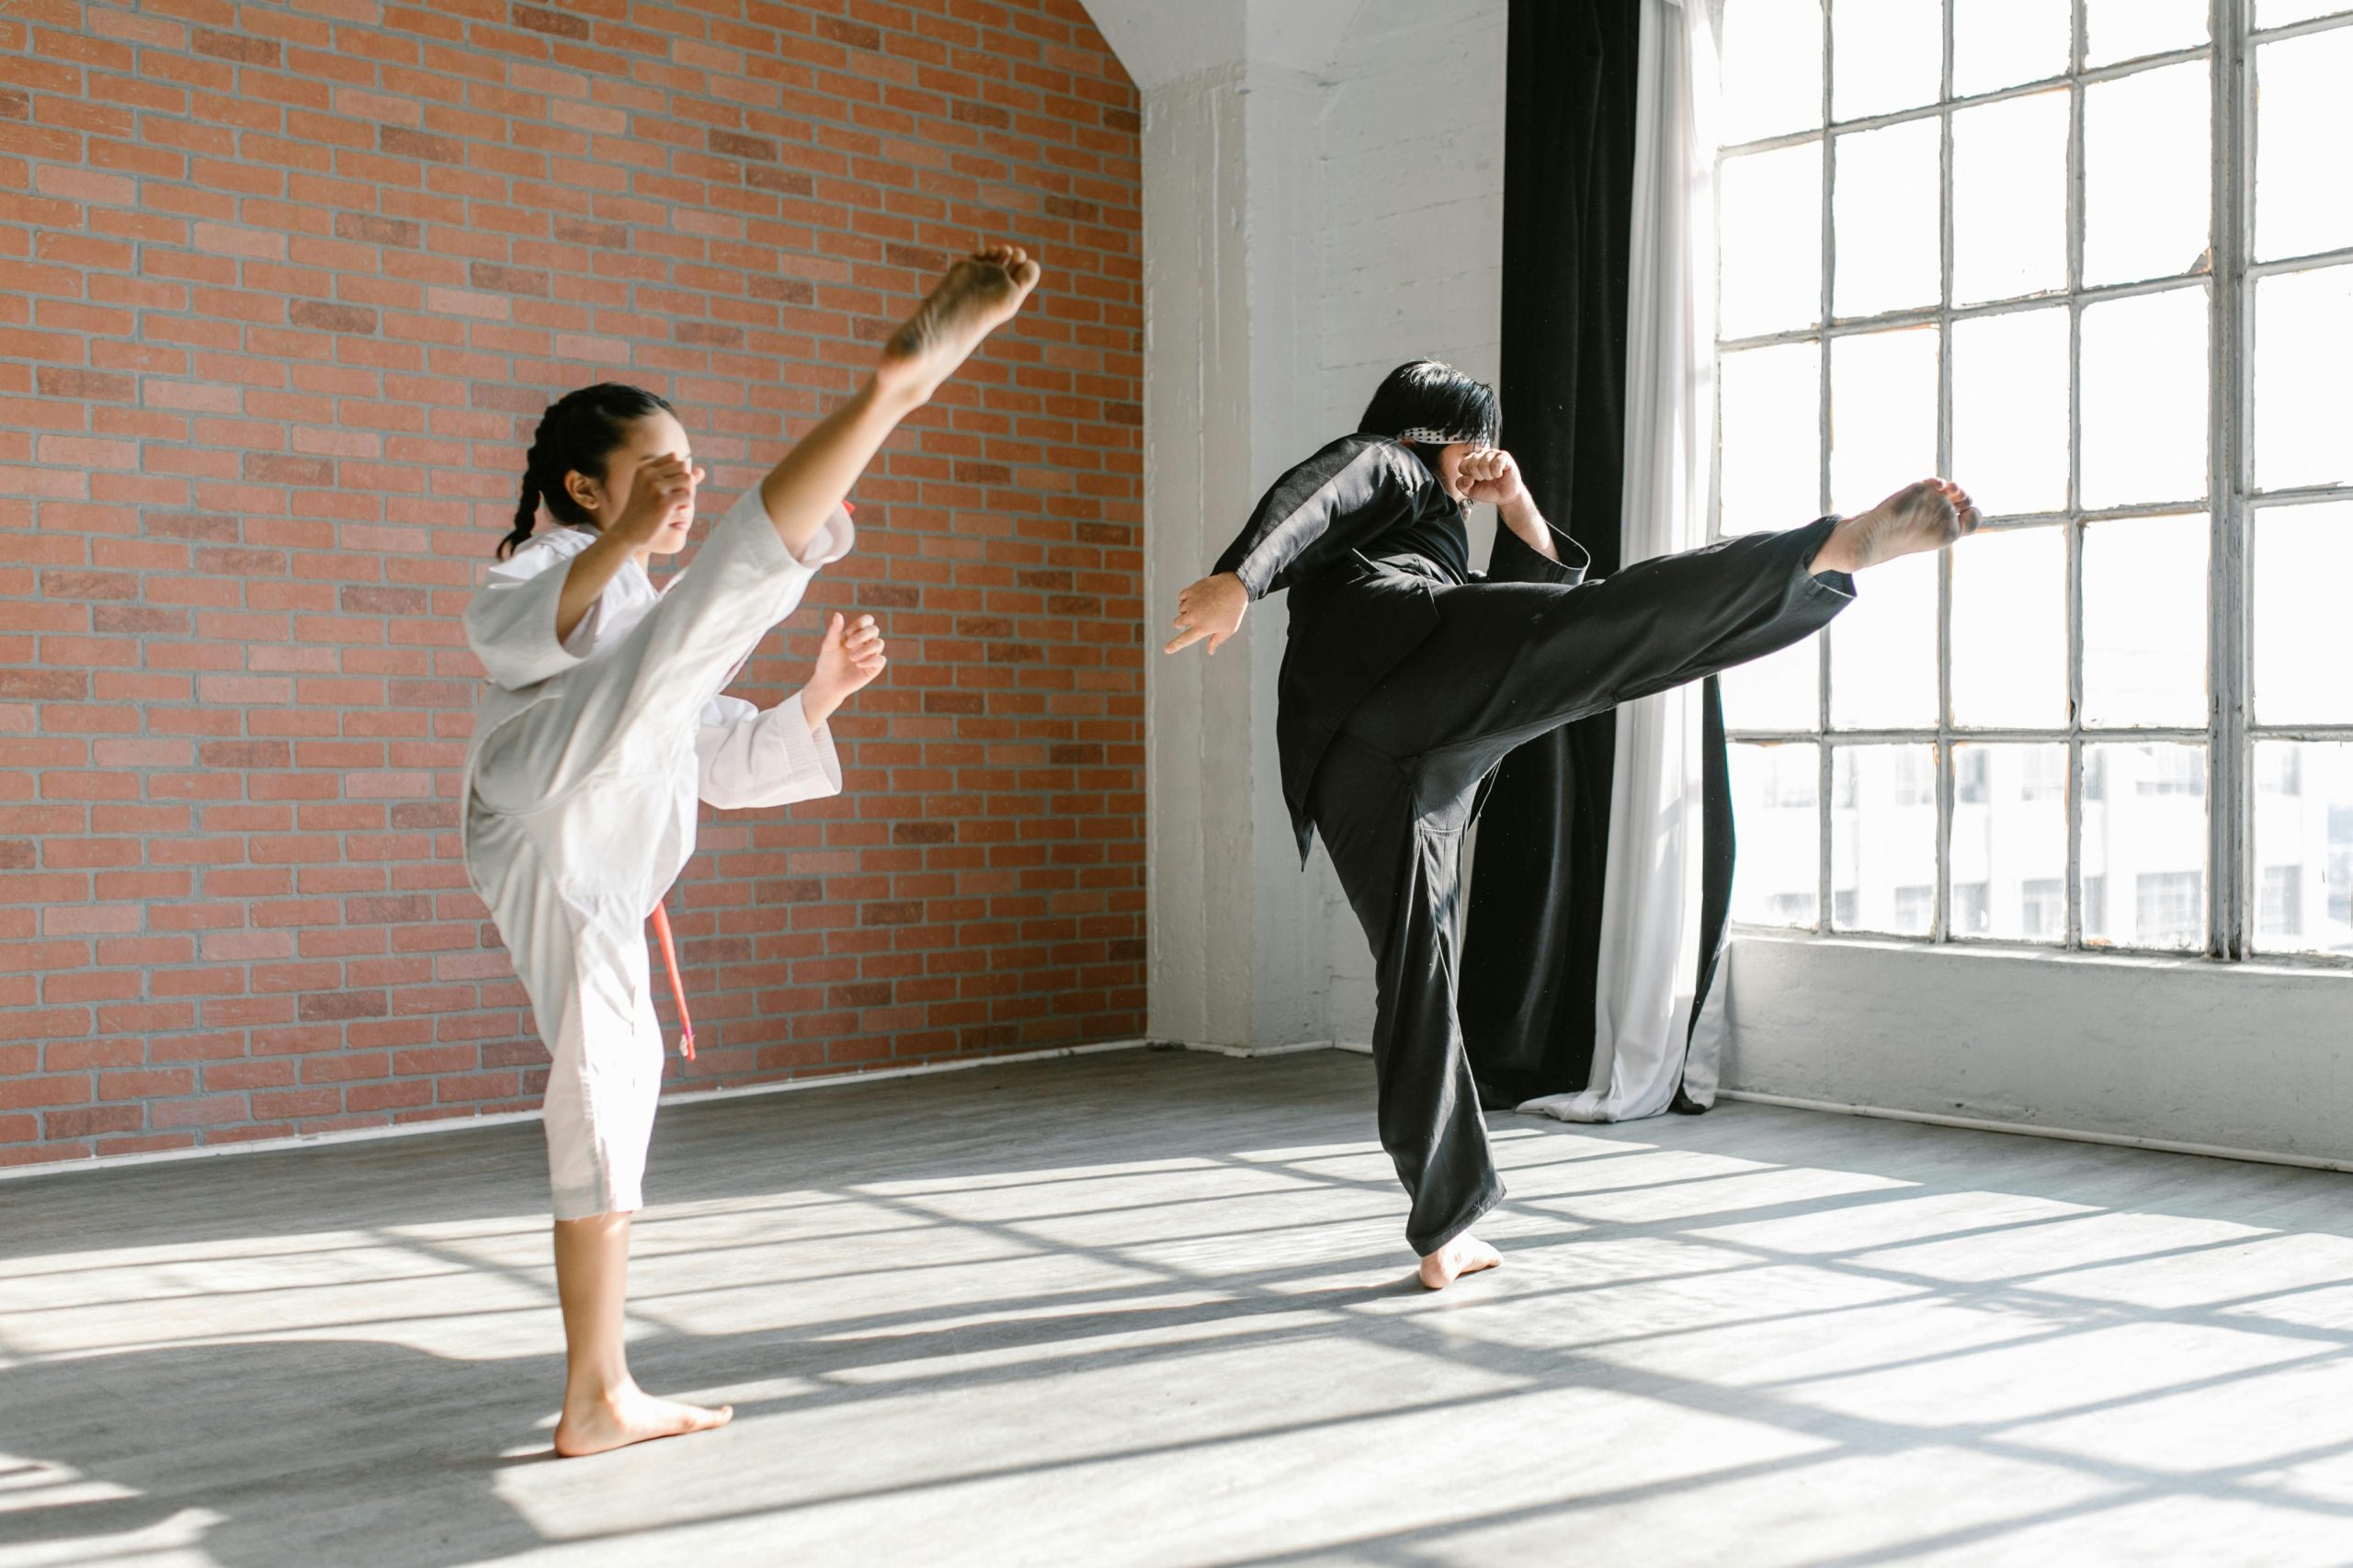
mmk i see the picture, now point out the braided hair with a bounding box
[499,382,678,559]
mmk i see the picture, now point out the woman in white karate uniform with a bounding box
[460,246,1040,1458]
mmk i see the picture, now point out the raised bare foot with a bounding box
[876,244,1042,402]
[552,1382,733,1459]
[1822,478,1981,574]
[1417,1232,1503,1290]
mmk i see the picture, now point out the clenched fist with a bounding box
[802,612,887,727]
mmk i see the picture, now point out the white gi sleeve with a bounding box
[790,500,857,568]
[695,691,844,809]
[464,534,590,690]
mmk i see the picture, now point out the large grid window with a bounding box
[1714,0,2353,960]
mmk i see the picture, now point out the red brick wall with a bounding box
[0,0,1144,1165]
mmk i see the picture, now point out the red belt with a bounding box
[645,495,851,1068]
[649,901,695,1062]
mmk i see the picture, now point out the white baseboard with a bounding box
[1718,1089,2353,1176]
[0,1038,1164,1185]
[1180,1040,1361,1059]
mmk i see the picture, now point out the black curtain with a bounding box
[1461,0,1732,1113]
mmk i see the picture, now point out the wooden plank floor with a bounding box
[7,1047,2353,1567]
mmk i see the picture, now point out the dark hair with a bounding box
[500,382,677,559]
[1357,358,1500,448]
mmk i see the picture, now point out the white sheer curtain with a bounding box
[1520,0,1721,1125]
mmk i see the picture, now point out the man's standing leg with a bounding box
[1312,738,1506,1289]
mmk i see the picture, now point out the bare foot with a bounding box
[877,244,1042,402]
[1417,1232,1503,1290]
[1817,478,1980,574]
[552,1382,733,1458]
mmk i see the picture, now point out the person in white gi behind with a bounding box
[460,246,1040,1458]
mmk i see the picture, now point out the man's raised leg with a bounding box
[1811,477,1981,575]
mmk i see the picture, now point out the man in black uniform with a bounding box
[1165,359,1978,1289]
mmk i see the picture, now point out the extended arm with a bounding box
[1166,437,1422,656]
[1212,437,1422,597]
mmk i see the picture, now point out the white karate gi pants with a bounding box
[462,490,839,1219]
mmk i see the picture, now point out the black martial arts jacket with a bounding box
[1211,433,1589,861]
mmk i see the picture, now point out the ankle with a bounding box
[1811,518,1863,577]
[563,1374,631,1413]
[867,365,934,411]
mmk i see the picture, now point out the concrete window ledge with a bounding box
[1721,933,2353,1171]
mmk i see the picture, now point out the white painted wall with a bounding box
[1094,0,1508,1051]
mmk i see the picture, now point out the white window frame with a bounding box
[1713,0,2353,964]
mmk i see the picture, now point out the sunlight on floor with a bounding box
[6,1050,2353,1568]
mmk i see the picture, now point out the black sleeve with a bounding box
[1211,438,1422,599]
[1484,514,1591,586]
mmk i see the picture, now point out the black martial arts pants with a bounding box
[1306,517,1854,1256]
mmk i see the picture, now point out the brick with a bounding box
[512,4,589,40]
[194,29,280,66]
[45,1106,145,1139]
[380,127,465,164]
[333,211,419,248]
[0,670,88,700]
[708,131,776,162]
[243,453,334,486]
[298,990,389,1021]
[289,300,378,334]
[39,368,137,401]
[815,17,883,50]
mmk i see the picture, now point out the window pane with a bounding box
[1835,119,1942,319]
[2251,741,2353,958]
[1950,306,2070,517]
[1954,0,2072,97]
[2255,28,2353,263]
[1951,526,2068,728]
[1720,342,1822,535]
[2082,513,2210,728]
[1950,743,2070,941]
[2086,0,2207,68]
[2084,62,2211,287]
[2256,0,2353,24]
[1830,325,1938,517]
[2254,265,2353,493]
[1832,0,1942,123]
[2080,287,2210,509]
[1722,0,1826,145]
[1722,632,1824,732]
[1721,142,1824,338]
[1833,744,1938,935]
[1732,743,1822,926]
[2082,743,2208,950]
[1952,91,2070,306]
[2252,501,2353,725]
[1831,551,1939,729]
